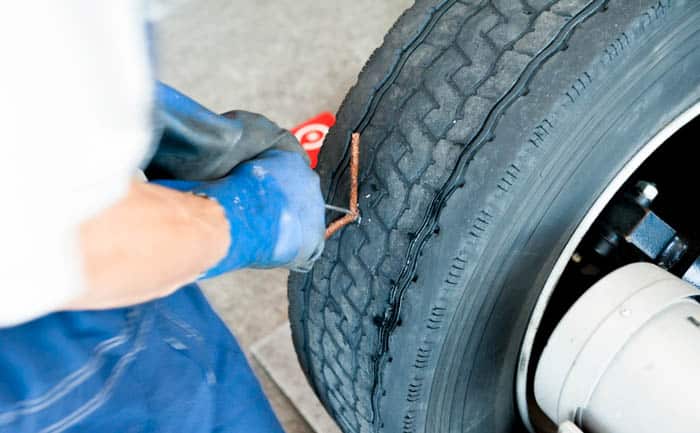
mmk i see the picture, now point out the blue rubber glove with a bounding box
[154,149,325,277]
[146,83,309,181]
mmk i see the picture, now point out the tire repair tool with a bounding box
[292,114,361,239]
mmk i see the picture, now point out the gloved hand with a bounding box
[146,82,309,181]
[153,149,325,277]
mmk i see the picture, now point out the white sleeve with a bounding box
[0,1,154,326]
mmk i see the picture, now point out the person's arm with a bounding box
[66,181,230,310]
[0,0,324,325]
[68,148,325,311]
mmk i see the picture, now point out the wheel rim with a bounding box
[515,101,700,432]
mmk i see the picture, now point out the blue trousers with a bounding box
[0,284,284,433]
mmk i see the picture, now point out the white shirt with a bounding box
[0,1,153,326]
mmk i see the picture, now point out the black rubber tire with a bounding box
[289,1,700,432]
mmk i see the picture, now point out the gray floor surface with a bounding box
[155,1,412,432]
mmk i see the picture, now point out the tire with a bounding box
[288,1,700,433]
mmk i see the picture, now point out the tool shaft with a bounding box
[324,204,354,215]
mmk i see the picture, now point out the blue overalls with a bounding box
[0,84,289,432]
[0,286,283,433]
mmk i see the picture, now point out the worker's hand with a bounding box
[153,149,325,277]
[146,82,309,181]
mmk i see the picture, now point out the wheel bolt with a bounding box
[635,180,659,208]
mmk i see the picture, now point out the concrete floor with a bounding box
[155,1,412,432]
